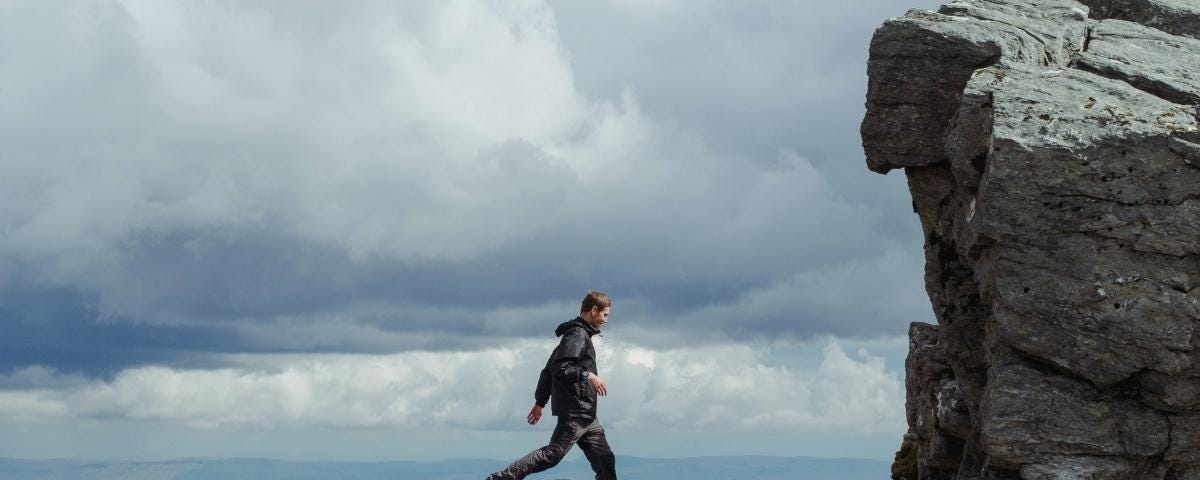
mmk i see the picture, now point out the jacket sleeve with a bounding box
[549,329,591,382]
[534,360,551,408]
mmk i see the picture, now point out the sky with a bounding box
[0,0,943,464]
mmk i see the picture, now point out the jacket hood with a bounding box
[555,316,600,337]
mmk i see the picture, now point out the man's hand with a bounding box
[589,372,608,396]
[527,404,543,425]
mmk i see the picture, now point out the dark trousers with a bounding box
[486,415,616,480]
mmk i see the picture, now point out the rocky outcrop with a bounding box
[862,1,1200,478]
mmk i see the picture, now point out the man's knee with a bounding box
[541,444,571,467]
[518,444,569,472]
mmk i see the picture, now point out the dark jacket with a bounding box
[535,316,600,418]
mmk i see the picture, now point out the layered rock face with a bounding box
[862,1,1200,479]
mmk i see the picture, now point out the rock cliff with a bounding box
[861,1,1200,478]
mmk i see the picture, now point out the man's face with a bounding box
[584,306,610,329]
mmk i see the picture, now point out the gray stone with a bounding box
[1020,456,1154,480]
[864,0,1200,477]
[1074,19,1200,105]
[1166,413,1200,464]
[979,356,1169,463]
[1139,371,1200,411]
[900,322,970,479]
[1077,0,1200,38]
[861,0,1091,173]
[906,163,991,416]
[938,0,1091,65]
[1169,464,1200,480]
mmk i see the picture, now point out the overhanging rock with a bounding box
[863,1,1200,478]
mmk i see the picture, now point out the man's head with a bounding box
[580,291,611,329]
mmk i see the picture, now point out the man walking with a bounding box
[485,291,617,480]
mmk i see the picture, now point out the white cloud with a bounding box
[1,0,591,268]
[0,0,942,462]
[674,244,931,337]
[0,391,68,421]
[1,337,903,436]
[603,338,904,435]
[0,0,916,331]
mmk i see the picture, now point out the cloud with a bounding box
[0,337,904,437]
[667,245,931,340]
[0,0,949,461]
[603,338,905,435]
[0,0,937,378]
[1,0,590,272]
[549,0,945,197]
[0,391,68,421]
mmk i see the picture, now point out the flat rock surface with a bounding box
[1075,19,1200,105]
[1078,0,1200,38]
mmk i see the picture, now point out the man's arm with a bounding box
[534,365,551,408]
[527,345,557,426]
[549,329,592,382]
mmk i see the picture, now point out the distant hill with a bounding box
[0,455,888,480]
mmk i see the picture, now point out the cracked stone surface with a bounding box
[1076,0,1200,39]
[863,1,1200,478]
[1074,19,1200,105]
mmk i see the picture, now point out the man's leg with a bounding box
[576,417,617,480]
[485,416,591,480]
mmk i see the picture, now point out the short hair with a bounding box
[580,291,611,313]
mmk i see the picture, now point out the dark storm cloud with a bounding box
[0,285,240,377]
[0,0,945,377]
[1,222,928,375]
